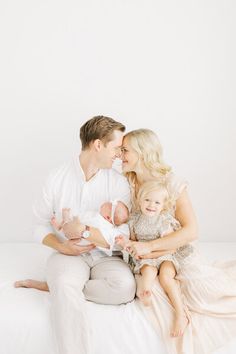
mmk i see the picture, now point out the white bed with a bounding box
[0,242,236,354]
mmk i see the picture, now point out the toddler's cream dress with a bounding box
[129,211,195,274]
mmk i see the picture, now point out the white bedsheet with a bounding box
[0,242,235,354]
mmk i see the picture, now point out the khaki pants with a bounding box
[46,252,136,354]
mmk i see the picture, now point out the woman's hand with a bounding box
[128,241,153,259]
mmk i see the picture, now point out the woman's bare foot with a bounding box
[14,279,49,292]
[171,312,189,337]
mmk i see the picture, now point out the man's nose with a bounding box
[116,148,122,158]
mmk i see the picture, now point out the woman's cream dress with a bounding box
[135,173,236,354]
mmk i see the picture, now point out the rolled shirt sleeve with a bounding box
[32,172,56,243]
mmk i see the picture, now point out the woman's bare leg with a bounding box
[136,265,157,306]
[159,261,189,337]
[14,279,49,291]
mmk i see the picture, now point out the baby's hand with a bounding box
[115,235,127,249]
[115,235,133,250]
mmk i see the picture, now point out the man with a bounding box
[33,116,136,354]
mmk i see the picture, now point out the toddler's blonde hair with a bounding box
[137,180,174,213]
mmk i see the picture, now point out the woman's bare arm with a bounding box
[137,249,176,260]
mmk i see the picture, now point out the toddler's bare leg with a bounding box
[136,265,157,306]
[14,279,49,291]
[159,261,189,337]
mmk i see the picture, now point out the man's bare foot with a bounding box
[171,313,189,337]
[14,279,49,292]
[136,288,152,306]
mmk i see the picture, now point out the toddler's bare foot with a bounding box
[14,279,49,292]
[171,313,189,337]
[137,288,152,306]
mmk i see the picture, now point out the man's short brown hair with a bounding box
[80,116,125,150]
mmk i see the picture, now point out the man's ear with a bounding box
[93,139,102,152]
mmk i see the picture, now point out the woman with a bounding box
[121,128,236,354]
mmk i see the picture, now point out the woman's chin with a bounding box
[121,164,128,172]
[122,163,132,173]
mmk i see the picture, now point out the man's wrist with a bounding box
[81,225,91,238]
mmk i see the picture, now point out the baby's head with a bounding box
[137,181,172,217]
[100,200,129,226]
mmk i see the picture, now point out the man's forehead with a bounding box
[110,130,124,146]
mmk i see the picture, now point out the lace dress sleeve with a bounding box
[166,173,188,202]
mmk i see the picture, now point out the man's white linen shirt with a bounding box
[33,156,131,258]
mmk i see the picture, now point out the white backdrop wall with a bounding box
[0,0,235,242]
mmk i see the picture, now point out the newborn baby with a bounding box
[14,200,129,291]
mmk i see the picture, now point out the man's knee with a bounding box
[120,275,136,303]
[46,254,89,293]
[111,268,136,304]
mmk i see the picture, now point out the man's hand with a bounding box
[57,238,95,256]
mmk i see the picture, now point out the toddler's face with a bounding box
[140,189,166,217]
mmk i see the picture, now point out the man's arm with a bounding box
[33,172,97,255]
[83,227,110,248]
[42,233,96,255]
[62,219,112,249]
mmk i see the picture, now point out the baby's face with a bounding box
[100,203,112,223]
[140,190,166,217]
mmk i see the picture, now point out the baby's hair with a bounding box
[137,181,174,212]
[114,201,129,225]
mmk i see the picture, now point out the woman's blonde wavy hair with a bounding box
[123,129,171,210]
[124,129,171,210]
